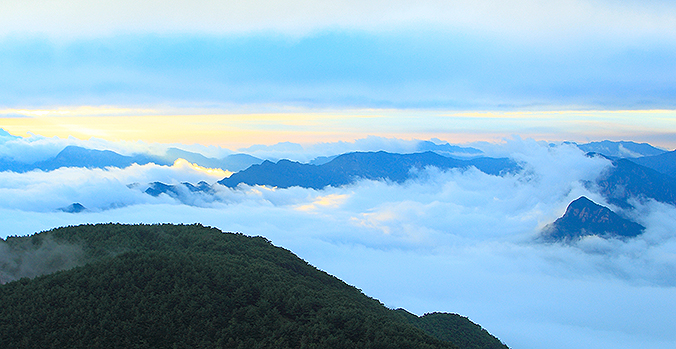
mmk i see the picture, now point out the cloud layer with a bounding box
[2,137,676,348]
[2,2,675,109]
[2,32,674,109]
[3,1,675,42]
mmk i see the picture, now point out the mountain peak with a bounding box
[58,202,87,213]
[542,196,645,242]
[565,196,605,221]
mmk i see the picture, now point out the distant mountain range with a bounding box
[572,140,666,158]
[1,140,675,216]
[219,151,519,189]
[590,156,676,208]
[415,140,484,157]
[162,148,263,172]
[9,141,670,219]
[36,146,162,171]
[0,146,263,173]
[120,144,676,214]
[630,150,676,178]
[541,196,645,242]
[0,140,671,177]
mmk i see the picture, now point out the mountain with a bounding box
[396,309,508,349]
[415,141,483,157]
[58,202,87,213]
[631,150,676,178]
[163,148,263,172]
[591,157,676,208]
[0,157,32,172]
[144,181,214,198]
[35,145,166,170]
[219,151,518,189]
[221,153,265,172]
[0,145,262,173]
[309,155,338,165]
[0,146,170,172]
[541,197,645,242]
[574,140,666,158]
[0,224,507,349]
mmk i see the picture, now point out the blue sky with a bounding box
[2,31,674,109]
[1,0,675,110]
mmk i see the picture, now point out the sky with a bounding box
[1,1,676,149]
[2,1,676,348]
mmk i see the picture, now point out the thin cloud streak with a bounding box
[2,1,675,43]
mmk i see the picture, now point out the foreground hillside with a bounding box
[0,224,507,349]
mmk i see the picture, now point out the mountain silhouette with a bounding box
[58,202,87,213]
[631,149,676,178]
[592,157,676,208]
[162,148,263,172]
[542,196,645,242]
[34,145,164,170]
[219,151,518,189]
[574,140,665,158]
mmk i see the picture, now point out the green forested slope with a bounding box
[0,223,507,349]
[396,309,508,349]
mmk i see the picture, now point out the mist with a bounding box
[0,235,84,284]
[1,138,675,348]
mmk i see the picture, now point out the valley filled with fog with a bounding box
[2,132,676,349]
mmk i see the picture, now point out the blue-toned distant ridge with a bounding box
[219,151,519,189]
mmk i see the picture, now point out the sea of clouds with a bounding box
[1,134,676,349]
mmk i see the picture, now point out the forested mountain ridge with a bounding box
[219,151,518,189]
[0,145,264,173]
[0,224,508,349]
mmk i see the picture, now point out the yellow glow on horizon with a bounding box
[295,194,349,212]
[1,107,676,150]
[172,158,233,178]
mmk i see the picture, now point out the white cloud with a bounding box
[0,161,229,212]
[2,1,674,44]
[0,131,236,164]
[239,136,483,162]
[0,134,70,163]
[1,138,676,348]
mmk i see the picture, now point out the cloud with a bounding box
[0,235,84,284]
[0,160,229,212]
[2,3,675,109]
[0,131,233,165]
[0,133,75,163]
[2,1,675,44]
[1,138,676,348]
[237,136,468,162]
